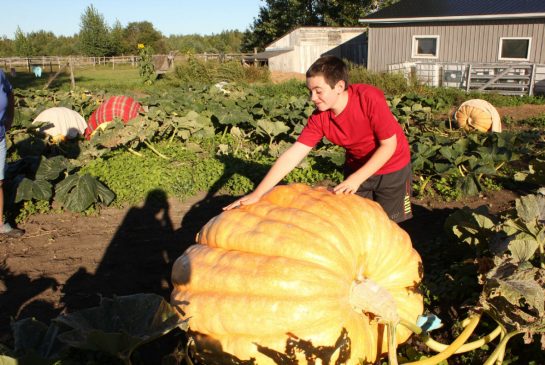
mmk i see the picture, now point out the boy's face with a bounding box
[306,75,346,113]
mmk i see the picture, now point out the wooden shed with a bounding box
[245,27,367,74]
[360,0,545,95]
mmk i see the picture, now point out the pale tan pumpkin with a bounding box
[171,183,423,364]
[455,99,502,132]
[32,107,88,143]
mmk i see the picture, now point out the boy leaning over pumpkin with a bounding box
[224,55,413,223]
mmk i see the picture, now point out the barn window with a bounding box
[499,37,531,61]
[412,35,439,59]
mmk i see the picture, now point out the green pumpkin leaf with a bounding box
[55,174,113,212]
[11,317,65,361]
[35,155,69,181]
[57,174,96,212]
[15,178,52,202]
[458,175,480,196]
[96,180,115,206]
[508,239,539,263]
[480,258,545,333]
[256,119,290,139]
[54,294,186,363]
[516,195,540,223]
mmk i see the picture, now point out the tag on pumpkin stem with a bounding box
[416,314,443,332]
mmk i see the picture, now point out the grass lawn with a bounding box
[7,64,173,92]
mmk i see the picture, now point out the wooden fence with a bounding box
[0,53,257,73]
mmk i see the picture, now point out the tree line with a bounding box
[0,1,399,57]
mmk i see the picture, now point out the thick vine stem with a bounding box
[482,330,523,365]
[128,147,143,157]
[143,140,169,159]
[399,316,500,354]
[401,314,481,365]
[423,325,501,354]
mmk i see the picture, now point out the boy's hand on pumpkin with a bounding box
[333,178,362,195]
[223,192,262,210]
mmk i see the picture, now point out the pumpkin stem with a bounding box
[350,279,401,364]
[349,278,400,323]
[387,320,399,365]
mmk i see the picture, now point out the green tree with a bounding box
[165,31,244,54]
[26,30,57,55]
[14,27,35,56]
[44,35,79,56]
[241,0,401,51]
[110,20,127,55]
[123,21,166,53]
[0,36,15,57]
[78,5,112,56]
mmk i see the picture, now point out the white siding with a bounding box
[266,27,367,73]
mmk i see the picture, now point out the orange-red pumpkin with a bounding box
[171,184,423,364]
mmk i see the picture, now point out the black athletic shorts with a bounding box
[346,163,413,223]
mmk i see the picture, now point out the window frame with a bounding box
[498,37,531,61]
[411,35,440,59]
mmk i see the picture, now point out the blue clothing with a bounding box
[32,66,42,78]
[0,70,13,141]
[0,138,6,180]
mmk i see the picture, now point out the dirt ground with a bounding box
[270,71,306,83]
[496,103,545,121]
[0,102,542,352]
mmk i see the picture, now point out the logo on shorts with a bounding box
[404,193,412,216]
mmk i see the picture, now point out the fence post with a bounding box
[529,64,536,96]
[69,57,75,89]
[465,64,472,92]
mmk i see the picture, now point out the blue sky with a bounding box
[0,1,263,38]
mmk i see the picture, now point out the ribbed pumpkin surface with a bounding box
[455,99,501,132]
[171,184,423,364]
[32,107,87,142]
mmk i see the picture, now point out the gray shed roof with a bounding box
[243,49,293,61]
[361,0,545,23]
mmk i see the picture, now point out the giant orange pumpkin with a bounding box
[455,99,502,132]
[171,184,423,364]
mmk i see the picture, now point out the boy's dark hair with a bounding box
[306,55,349,90]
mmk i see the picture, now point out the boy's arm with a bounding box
[333,134,397,194]
[223,142,313,210]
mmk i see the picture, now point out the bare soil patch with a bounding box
[0,192,233,344]
[270,71,306,83]
[496,103,545,121]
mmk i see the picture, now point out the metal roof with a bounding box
[361,0,545,23]
[243,48,293,60]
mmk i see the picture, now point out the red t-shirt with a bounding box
[297,84,410,175]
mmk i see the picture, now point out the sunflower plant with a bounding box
[138,43,155,85]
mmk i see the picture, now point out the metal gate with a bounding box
[465,63,536,96]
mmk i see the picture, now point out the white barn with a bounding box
[245,27,367,74]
